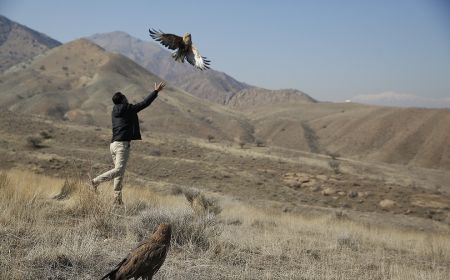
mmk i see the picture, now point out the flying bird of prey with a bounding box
[149,28,210,70]
[101,223,171,280]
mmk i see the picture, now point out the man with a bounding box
[89,81,166,205]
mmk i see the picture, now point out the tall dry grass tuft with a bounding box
[52,177,78,200]
[183,187,222,216]
[132,206,221,251]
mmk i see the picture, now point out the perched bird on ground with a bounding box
[101,223,171,280]
[149,28,210,70]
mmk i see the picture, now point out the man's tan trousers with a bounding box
[93,141,130,195]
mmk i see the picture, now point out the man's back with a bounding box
[111,90,158,142]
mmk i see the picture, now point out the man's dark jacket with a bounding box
[111,91,158,142]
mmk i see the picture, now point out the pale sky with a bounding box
[1,0,449,105]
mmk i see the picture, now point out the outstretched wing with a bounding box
[186,46,210,70]
[149,28,183,50]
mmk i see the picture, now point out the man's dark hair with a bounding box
[112,92,125,105]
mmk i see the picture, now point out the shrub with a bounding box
[255,139,265,147]
[131,207,221,250]
[26,135,44,149]
[238,141,245,149]
[207,135,215,143]
[183,188,222,216]
[328,159,341,174]
[39,130,52,139]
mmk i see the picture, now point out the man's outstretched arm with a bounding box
[131,81,166,113]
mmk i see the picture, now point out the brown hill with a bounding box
[0,39,253,141]
[227,87,316,108]
[0,15,61,73]
[1,27,448,170]
[88,31,250,104]
[311,105,450,169]
[87,32,317,107]
[242,102,450,170]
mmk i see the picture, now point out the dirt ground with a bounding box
[1,110,449,231]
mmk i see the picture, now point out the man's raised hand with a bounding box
[155,81,166,92]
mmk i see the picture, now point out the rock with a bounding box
[337,191,346,196]
[316,175,328,181]
[322,187,336,196]
[348,191,358,198]
[285,179,301,189]
[358,191,371,198]
[379,199,396,209]
[302,179,317,187]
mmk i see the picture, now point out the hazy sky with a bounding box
[1,0,449,104]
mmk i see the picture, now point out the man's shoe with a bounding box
[87,174,99,193]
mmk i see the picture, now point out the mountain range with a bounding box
[0,15,61,73]
[1,15,449,170]
[88,31,315,107]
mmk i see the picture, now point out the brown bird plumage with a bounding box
[101,223,171,280]
[149,28,210,70]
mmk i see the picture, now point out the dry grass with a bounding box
[0,169,449,279]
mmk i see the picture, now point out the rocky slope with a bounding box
[0,15,61,73]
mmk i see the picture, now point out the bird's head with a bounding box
[153,223,172,244]
[183,33,192,45]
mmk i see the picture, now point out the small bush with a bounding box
[255,139,265,147]
[39,130,52,139]
[26,136,44,149]
[238,141,245,149]
[207,135,215,143]
[131,207,221,250]
[183,188,221,216]
[328,159,341,174]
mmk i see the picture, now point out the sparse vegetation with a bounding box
[0,170,448,279]
[327,151,341,174]
[301,121,320,153]
[39,130,52,139]
[207,134,215,143]
[238,141,245,149]
[328,158,341,174]
[255,138,265,147]
[25,135,44,149]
